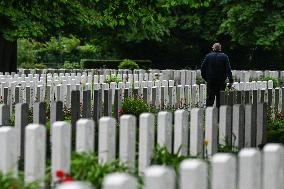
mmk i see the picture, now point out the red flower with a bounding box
[9,185,17,189]
[56,170,65,178]
[118,109,124,114]
[63,176,74,182]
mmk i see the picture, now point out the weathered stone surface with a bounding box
[82,90,91,118]
[50,101,63,125]
[238,148,261,189]
[219,105,232,146]
[158,111,173,153]
[119,115,136,170]
[98,117,116,164]
[144,166,175,189]
[138,113,155,173]
[180,159,207,189]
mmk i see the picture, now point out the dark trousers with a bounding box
[206,80,226,108]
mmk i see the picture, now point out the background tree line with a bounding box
[1,0,283,71]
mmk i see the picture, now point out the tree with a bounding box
[0,0,209,72]
[112,0,284,69]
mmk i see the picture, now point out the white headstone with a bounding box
[52,121,72,183]
[174,110,189,155]
[25,124,46,186]
[212,153,237,189]
[99,117,116,164]
[180,159,207,189]
[144,166,175,189]
[139,113,155,173]
[119,115,136,169]
[158,111,173,153]
[76,119,95,153]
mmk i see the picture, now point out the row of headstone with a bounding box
[3,69,281,91]
[0,103,267,186]
[221,87,284,113]
[15,68,284,81]
[101,143,284,189]
[0,79,273,114]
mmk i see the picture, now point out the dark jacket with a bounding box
[201,51,233,83]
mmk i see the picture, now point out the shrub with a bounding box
[105,75,122,84]
[151,145,195,172]
[81,59,151,69]
[43,36,80,54]
[18,62,35,69]
[118,59,139,70]
[78,44,100,57]
[71,153,128,189]
[0,171,39,189]
[196,75,205,85]
[61,61,82,69]
[267,112,284,144]
[17,39,39,65]
[34,63,47,69]
[121,97,150,118]
[260,76,280,88]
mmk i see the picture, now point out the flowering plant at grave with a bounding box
[81,81,85,91]
[105,75,122,84]
[224,85,236,94]
[118,108,124,115]
[267,110,284,144]
[204,139,209,159]
[63,106,72,121]
[121,97,150,118]
[55,170,74,185]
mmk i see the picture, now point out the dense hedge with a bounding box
[81,59,152,69]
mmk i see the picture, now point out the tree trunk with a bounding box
[0,34,17,73]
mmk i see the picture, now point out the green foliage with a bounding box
[151,145,197,172]
[105,75,122,84]
[219,0,284,48]
[218,144,239,154]
[118,59,139,70]
[78,44,100,57]
[17,39,39,65]
[121,97,150,118]
[0,0,208,41]
[6,0,284,70]
[60,61,82,70]
[196,75,206,85]
[260,76,280,88]
[18,63,47,69]
[42,36,80,54]
[267,112,284,144]
[18,63,36,69]
[34,64,47,69]
[0,172,39,189]
[71,153,129,189]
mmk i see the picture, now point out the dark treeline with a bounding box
[1,0,283,71]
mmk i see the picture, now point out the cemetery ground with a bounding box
[0,69,284,189]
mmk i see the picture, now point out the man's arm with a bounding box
[201,55,208,81]
[225,55,233,83]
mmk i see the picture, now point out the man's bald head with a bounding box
[212,43,222,51]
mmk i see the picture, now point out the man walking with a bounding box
[201,43,233,107]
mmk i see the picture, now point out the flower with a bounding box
[204,139,209,145]
[56,170,65,178]
[63,176,74,182]
[118,108,124,114]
